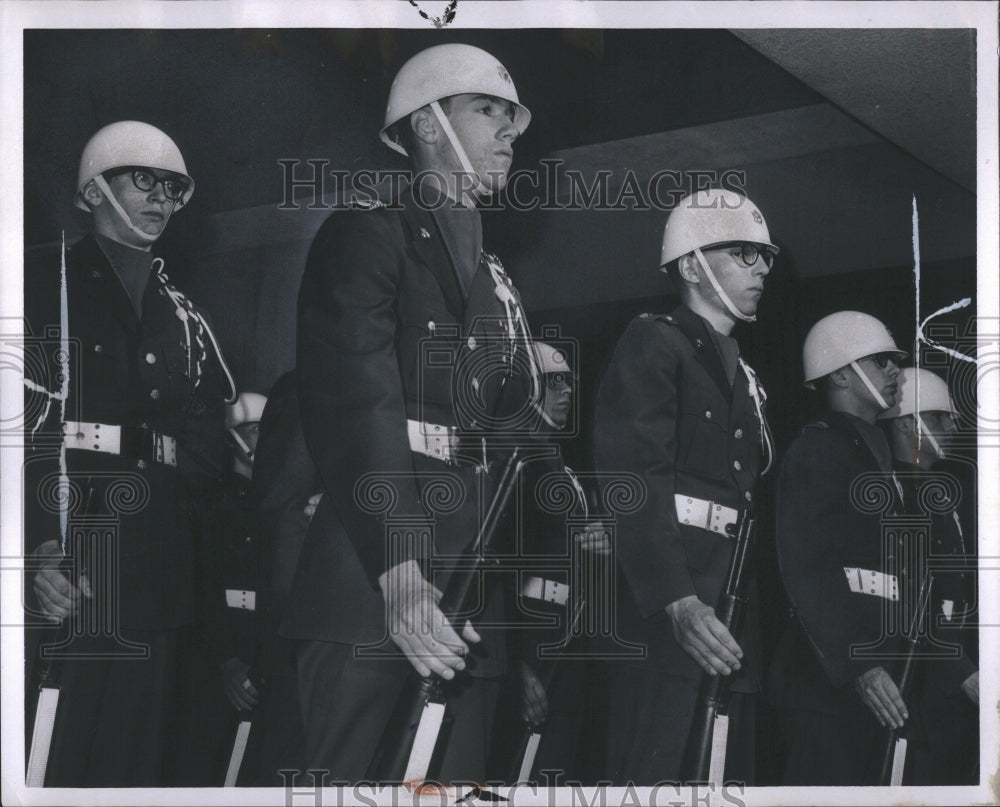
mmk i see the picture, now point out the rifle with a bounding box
[509,592,587,783]
[26,483,97,787]
[679,508,755,785]
[366,448,524,783]
[878,570,934,786]
[223,670,265,787]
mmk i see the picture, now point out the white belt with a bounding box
[521,576,569,606]
[63,420,177,467]
[675,495,738,536]
[843,567,899,601]
[225,589,256,611]
[407,419,458,463]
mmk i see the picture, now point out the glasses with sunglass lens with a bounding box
[106,167,189,202]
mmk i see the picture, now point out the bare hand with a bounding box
[855,666,908,729]
[33,539,92,619]
[573,521,611,555]
[961,670,979,705]
[304,492,323,521]
[519,661,549,727]
[221,657,260,711]
[378,559,480,679]
[665,594,742,676]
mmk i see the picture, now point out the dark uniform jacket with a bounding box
[23,234,227,630]
[287,187,535,675]
[772,410,908,711]
[592,306,765,690]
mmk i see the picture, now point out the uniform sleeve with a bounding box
[776,431,884,688]
[593,319,695,618]
[296,211,430,586]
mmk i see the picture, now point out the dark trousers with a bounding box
[296,639,500,782]
[39,630,180,787]
[605,665,756,786]
[779,705,882,785]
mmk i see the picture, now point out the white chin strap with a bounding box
[849,360,890,410]
[430,100,490,203]
[693,248,755,323]
[914,413,945,460]
[93,174,164,243]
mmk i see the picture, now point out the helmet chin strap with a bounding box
[430,100,490,203]
[693,248,756,323]
[914,413,944,460]
[849,360,891,410]
[93,175,164,243]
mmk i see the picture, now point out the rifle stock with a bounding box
[878,572,934,786]
[366,449,523,782]
[679,509,755,784]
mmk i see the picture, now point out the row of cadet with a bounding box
[23,42,977,789]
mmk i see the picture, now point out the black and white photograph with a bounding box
[1,2,997,805]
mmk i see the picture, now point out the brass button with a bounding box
[145,352,157,365]
[150,389,161,400]
[733,460,742,471]
[745,491,752,502]
[93,344,103,353]
[734,428,743,439]
[705,410,712,420]
[137,459,148,470]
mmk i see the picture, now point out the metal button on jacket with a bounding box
[149,389,161,400]
[733,460,742,471]
[145,352,157,365]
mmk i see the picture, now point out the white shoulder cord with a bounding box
[738,358,774,476]
[152,258,237,404]
[484,253,540,406]
[563,464,590,520]
[58,233,71,551]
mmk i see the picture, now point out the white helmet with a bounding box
[660,189,778,268]
[75,121,194,211]
[532,342,572,376]
[225,392,267,429]
[380,44,531,156]
[877,368,955,420]
[802,311,907,387]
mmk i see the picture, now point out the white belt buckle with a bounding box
[63,421,122,455]
[521,575,569,606]
[407,419,456,463]
[675,494,737,536]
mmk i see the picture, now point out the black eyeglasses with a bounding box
[716,242,775,269]
[106,167,189,202]
[864,353,900,370]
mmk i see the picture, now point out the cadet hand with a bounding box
[961,670,979,705]
[378,559,480,679]
[574,521,611,556]
[304,492,323,521]
[33,539,92,619]
[855,666,908,729]
[666,594,742,676]
[221,657,260,711]
[519,661,549,727]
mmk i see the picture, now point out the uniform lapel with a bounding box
[72,235,138,336]
[399,199,465,320]
[670,305,732,399]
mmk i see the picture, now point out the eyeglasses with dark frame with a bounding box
[105,167,189,202]
[711,241,775,270]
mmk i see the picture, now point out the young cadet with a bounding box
[876,367,978,784]
[24,121,235,785]
[288,44,538,781]
[771,311,909,784]
[592,189,778,784]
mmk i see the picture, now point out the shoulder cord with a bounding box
[737,357,774,476]
[563,464,590,520]
[483,252,540,406]
[152,258,237,404]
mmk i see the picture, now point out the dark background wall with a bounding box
[23,26,979,784]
